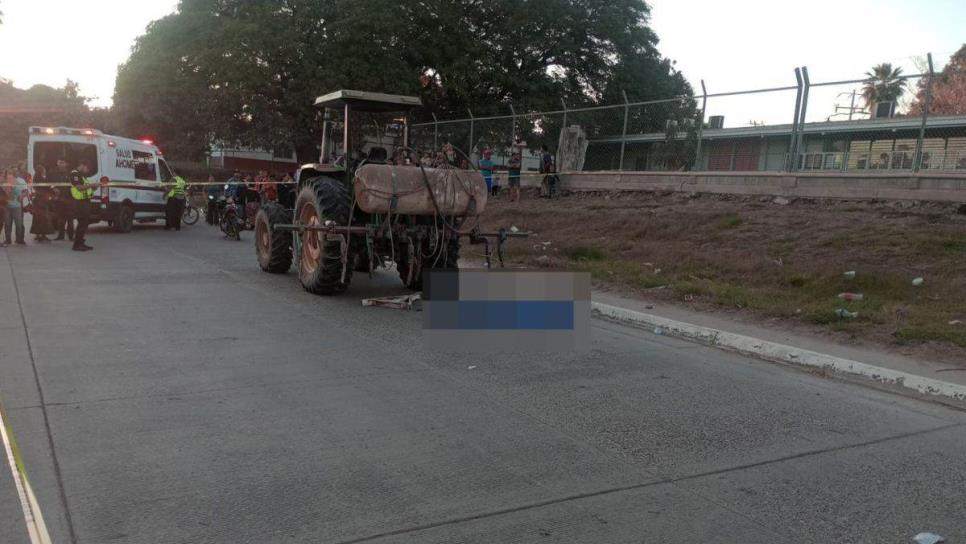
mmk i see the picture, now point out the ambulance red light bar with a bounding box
[141,139,154,145]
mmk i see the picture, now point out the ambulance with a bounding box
[27,127,173,232]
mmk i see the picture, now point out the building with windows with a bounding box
[590,115,966,173]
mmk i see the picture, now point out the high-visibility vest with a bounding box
[70,178,94,200]
[167,176,187,198]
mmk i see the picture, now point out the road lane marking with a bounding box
[0,401,52,544]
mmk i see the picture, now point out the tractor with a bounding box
[254,90,525,294]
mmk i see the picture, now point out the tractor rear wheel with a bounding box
[294,177,352,295]
[255,201,293,273]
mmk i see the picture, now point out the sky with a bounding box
[0,0,178,106]
[0,0,964,127]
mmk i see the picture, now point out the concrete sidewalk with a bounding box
[593,290,966,403]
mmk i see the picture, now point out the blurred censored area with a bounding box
[423,270,591,354]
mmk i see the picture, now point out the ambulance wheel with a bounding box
[294,177,352,295]
[255,202,293,273]
[115,205,134,233]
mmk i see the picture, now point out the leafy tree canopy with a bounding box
[113,0,692,161]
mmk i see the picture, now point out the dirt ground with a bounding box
[480,189,966,365]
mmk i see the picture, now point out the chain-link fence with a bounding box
[410,56,966,176]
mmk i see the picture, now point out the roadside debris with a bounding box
[835,308,858,319]
[361,293,421,310]
[654,327,664,335]
[949,320,963,326]
[772,196,791,206]
[537,255,551,266]
[843,270,856,279]
[837,292,864,301]
[912,532,945,544]
[912,277,925,286]
[510,225,520,233]
[467,365,477,370]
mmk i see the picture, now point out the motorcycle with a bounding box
[217,197,242,240]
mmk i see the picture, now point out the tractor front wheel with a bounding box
[294,177,353,295]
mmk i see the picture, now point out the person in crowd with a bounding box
[540,145,557,198]
[261,174,279,203]
[30,165,56,243]
[205,174,222,225]
[68,168,96,251]
[278,173,295,208]
[51,158,74,241]
[163,170,188,231]
[478,148,494,195]
[508,151,522,202]
[3,169,28,246]
[442,143,459,167]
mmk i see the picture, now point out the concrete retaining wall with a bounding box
[556,171,966,203]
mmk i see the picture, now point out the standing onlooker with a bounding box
[51,158,74,241]
[508,151,522,202]
[3,169,28,246]
[0,177,8,245]
[205,174,222,225]
[30,165,56,243]
[478,148,494,196]
[278,173,295,209]
[164,171,188,231]
[69,168,96,252]
[540,145,557,198]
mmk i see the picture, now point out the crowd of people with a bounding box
[1,160,98,251]
[200,169,296,227]
[380,143,556,202]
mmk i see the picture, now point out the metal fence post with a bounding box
[795,67,811,168]
[913,52,935,173]
[788,68,804,171]
[432,113,439,150]
[467,109,475,159]
[619,91,630,171]
[694,80,708,170]
[509,104,517,151]
[561,98,569,131]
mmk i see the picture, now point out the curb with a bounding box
[591,302,966,403]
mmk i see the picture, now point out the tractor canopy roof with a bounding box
[314,90,423,113]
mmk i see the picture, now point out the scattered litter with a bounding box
[684,294,694,302]
[536,255,551,266]
[509,225,519,233]
[467,365,477,370]
[843,270,856,279]
[773,196,791,206]
[912,277,925,286]
[653,268,662,274]
[655,285,668,290]
[835,308,858,319]
[642,262,654,267]
[362,293,421,310]
[913,532,945,544]
[774,257,783,266]
[795,308,802,314]
[837,292,864,301]
[654,327,664,335]
[949,320,963,326]
[542,241,552,246]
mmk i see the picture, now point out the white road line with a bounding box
[0,404,52,544]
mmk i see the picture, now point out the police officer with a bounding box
[69,168,95,251]
[164,172,187,231]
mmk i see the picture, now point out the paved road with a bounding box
[1,222,964,544]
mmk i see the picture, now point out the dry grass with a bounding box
[482,190,966,358]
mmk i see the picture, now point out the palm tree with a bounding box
[861,63,908,111]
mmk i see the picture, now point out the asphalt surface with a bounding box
[1,220,965,544]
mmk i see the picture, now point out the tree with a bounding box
[908,44,966,116]
[861,63,908,110]
[113,0,691,162]
[0,79,95,163]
